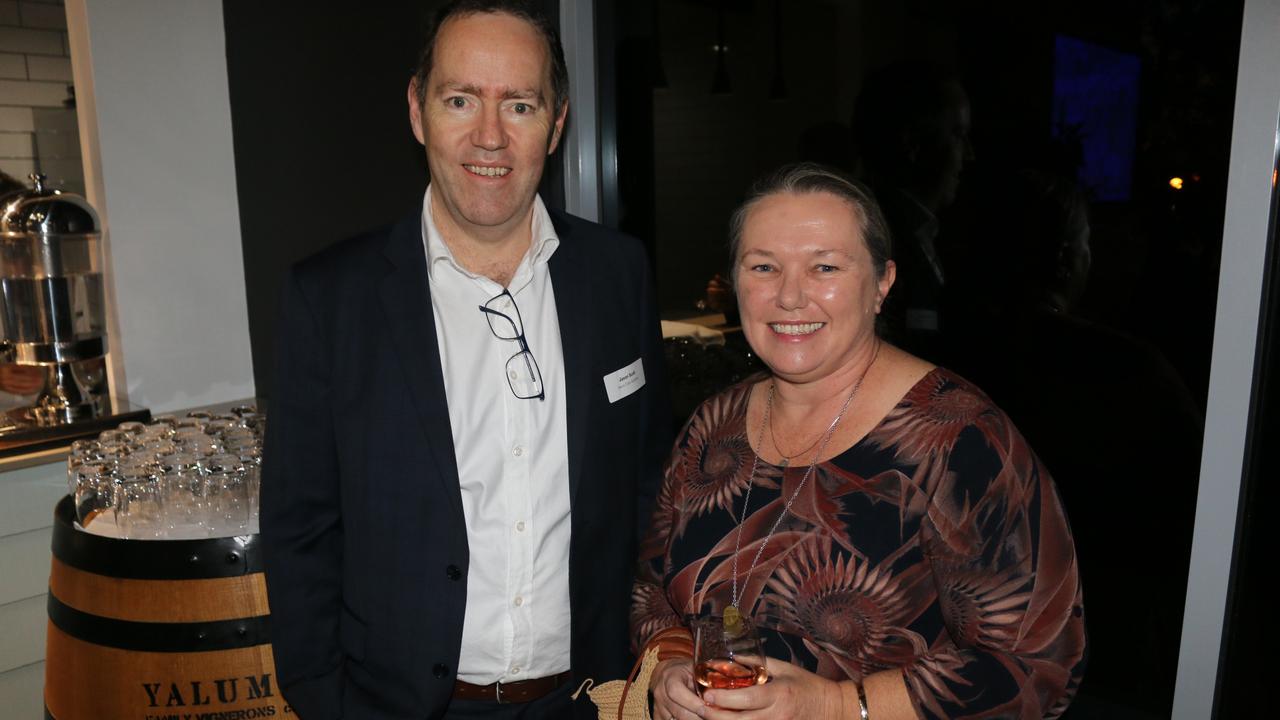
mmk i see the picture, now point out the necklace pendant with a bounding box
[723,604,743,634]
[779,457,789,469]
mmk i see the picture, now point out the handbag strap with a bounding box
[615,649,649,720]
[616,627,696,720]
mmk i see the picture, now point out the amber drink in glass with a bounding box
[692,611,768,697]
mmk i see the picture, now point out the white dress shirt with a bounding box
[421,187,572,684]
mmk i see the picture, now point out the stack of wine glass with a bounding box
[66,406,265,539]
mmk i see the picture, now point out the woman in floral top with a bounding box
[632,163,1085,720]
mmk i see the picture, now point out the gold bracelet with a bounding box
[856,681,869,720]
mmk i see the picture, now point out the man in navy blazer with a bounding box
[261,3,670,718]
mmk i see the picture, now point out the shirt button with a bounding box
[433,663,450,678]
[446,565,462,581]
[511,666,521,675]
[512,445,524,457]
[516,521,526,532]
[508,370,518,381]
[514,596,524,607]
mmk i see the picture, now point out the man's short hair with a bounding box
[412,0,569,117]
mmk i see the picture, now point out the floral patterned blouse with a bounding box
[632,368,1086,719]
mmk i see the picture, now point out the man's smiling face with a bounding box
[410,11,567,240]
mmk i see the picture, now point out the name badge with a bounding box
[603,358,645,403]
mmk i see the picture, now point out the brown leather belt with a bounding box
[453,670,573,704]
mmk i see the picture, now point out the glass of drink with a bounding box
[67,439,102,494]
[97,429,127,445]
[203,454,248,537]
[115,459,165,539]
[159,452,205,536]
[117,421,147,437]
[222,427,257,452]
[73,462,116,529]
[692,610,768,698]
[203,418,237,437]
[250,415,266,439]
[138,422,175,443]
[142,438,179,461]
[230,404,257,418]
[174,427,221,456]
[238,446,262,533]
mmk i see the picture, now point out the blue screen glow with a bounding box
[1052,35,1141,202]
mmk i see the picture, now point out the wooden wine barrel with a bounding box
[44,496,288,720]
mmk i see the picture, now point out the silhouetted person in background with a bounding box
[852,60,973,362]
[951,169,1202,718]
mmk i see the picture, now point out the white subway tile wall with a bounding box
[0,3,20,27]
[0,0,80,194]
[0,105,32,131]
[0,156,34,177]
[0,595,47,672]
[0,26,61,55]
[0,130,31,156]
[0,78,66,106]
[0,527,51,607]
[24,53,67,81]
[0,52,24,79]
[0,662,43,720]
[17,1,66,31]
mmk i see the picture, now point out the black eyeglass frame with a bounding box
[478,289,546,401]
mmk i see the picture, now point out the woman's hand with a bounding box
[651,658,702,720]
[700,658,851,720]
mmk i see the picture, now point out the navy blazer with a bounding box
[261,205,671,720]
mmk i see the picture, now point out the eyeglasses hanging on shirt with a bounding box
[479,288,546,401]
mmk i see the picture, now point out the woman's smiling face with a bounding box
[735,191,894,384]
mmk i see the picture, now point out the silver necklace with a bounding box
[768,408,821,469]
[729,341,879,613]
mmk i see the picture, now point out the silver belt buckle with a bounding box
[494,680,505,704]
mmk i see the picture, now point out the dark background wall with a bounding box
[223,2,433,398]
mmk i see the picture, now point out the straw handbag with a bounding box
[574,627,694,720]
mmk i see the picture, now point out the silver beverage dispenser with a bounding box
[0,175,147,453]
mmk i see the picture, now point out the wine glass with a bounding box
[115,459,165,539]
[159,452,204,536]
[692,611,768,698]
[73,462,116,529]
[203,454,248,536]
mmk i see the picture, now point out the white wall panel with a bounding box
[0,462,63,537]
[0,527,52,606]
[0,661,45,719]
[67,0,255,412]
[0,595,47,672]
